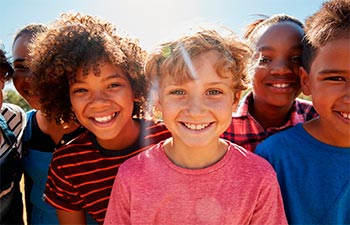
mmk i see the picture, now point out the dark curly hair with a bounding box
[0,43,13,81]
[28,13,147,124]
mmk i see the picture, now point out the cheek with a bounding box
[69,96,81,113]
[0,80,4,90]
[251,68,266,85]
[13,76,24,90]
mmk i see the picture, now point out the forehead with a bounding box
[255,22,304,48]
[311,38,350,73]
[74,61,128,81]
[12,34,31,59]
[162,50,232,85]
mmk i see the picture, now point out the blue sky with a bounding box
[1,0,326,52]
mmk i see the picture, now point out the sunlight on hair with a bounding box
[179,43,197,80]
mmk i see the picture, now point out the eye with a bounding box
[325,76,345,82]
[207,89,222,95]
[72,88,88,94]
[259,56,272,64]
[14,64,29,73]
[108,83,122,89]
[291,55,302,64]
[169,89,185,95]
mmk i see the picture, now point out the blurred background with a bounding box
[1,0,323,110]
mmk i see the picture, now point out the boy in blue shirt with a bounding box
[255,0,350,224]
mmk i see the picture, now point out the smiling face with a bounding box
[251,22,303,110]
[301,38,350,147]
[69,61,137,149]
[156,51,238,151]
[12,34,41,109]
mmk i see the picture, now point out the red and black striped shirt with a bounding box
[44,119,170,224]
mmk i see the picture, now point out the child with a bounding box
[28,13,171,224]
[12,24,88,225]
[0,43,26,224]
[255,0,350,223]
[221,14,318,152]
[104,28,287,224]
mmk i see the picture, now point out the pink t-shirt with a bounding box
[104,140,287,225]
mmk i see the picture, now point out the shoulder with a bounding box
[1,103,26,133]
[118,142,163,177]
[140,119,171,143]
[255,124,303,156]
[52,131,91,157]
[1,103,26,120]
[142,119,169,133]
[263,124,302,144]
[227,142,277,180]
[25,109,36,119]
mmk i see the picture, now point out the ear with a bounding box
[299,67,311,96]
[232,91,241,113]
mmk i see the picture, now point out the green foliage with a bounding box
[3,89,32,112]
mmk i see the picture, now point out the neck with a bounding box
[303,119,350,148]
[250,100,292,129]
[36,110,81,144]
[96,119,140,150]
[163,138,228,169]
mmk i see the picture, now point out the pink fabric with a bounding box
[104,140,287,225]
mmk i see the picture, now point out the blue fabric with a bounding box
[22,110,59,224]
[22,110,97,225]
[255,123,350,224]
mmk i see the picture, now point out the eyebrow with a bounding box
[74,73,127,83]
[319,69,349,75]
[258,44,303,52]
[103,74,128,81]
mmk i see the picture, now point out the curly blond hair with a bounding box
[29,13,147,124]
[145,28,251,117]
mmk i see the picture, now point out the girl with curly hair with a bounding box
[28,13,170,224]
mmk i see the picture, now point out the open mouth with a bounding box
[269,83,291,88]
[93,112,118,123]
[339,112,350,120]
[183,122,211,130]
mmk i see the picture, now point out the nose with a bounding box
[89,90,110,108]
[186,94,206,116]
[270,58,293,75]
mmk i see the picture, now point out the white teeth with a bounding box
[94,113,116,122]
[271,83,289,88]
[184,123,210,130]
[340,112,350,120]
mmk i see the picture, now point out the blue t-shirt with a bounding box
[255,123,350,224]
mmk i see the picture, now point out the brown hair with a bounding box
[302,0,350,72]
